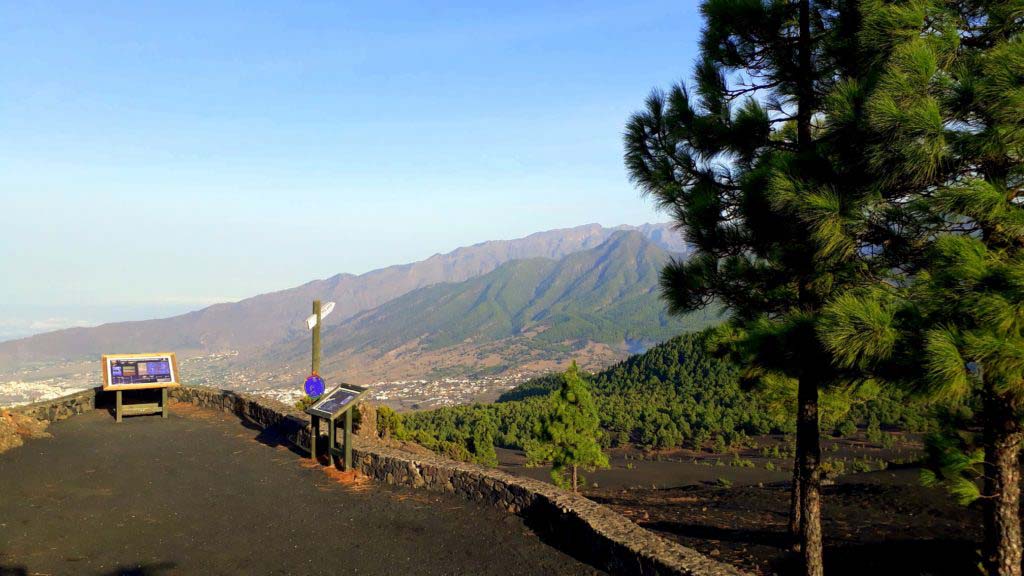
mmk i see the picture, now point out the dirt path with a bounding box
[0,405,602,576]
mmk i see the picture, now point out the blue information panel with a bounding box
[103,353,180,390]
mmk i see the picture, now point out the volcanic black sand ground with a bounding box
[0,404,603,576]
[589,469,989,576]
[499,437,1001,576]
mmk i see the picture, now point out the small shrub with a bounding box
[730,454,755,468]
[820,459,846,480]
[851,458,874,473]
[866,415,884,444]
[764,460,777,472]
[712,434,727,454]
[616,430,630,446]
[880,432,896,450]
[294,395,317,411]
[376,405,406,439]
[835,419,857,438]
[716,477,733,488]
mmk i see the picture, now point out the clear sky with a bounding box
[0,1,701,340]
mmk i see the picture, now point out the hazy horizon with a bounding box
[0,221,671,341]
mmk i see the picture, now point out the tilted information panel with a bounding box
[306,384,368,419]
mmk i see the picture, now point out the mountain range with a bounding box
[280,230,717,381]
[0,223,711,383]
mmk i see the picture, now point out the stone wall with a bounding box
[11,387,99,423]
[168,386,315,447]
[350,438,745,576]
[15,386,749,576]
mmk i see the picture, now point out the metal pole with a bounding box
[161,387,168,418]
[311,300,322,375]
[344,409,352,471]
[116,390,122,423]
[310,415,319,461]
[328,417,336,468]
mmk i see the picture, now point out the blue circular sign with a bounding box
[304,374,325,397]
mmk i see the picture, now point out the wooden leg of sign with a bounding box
[310,416,318,462]
[344,409,352,471]
[161,388,168,418]
[116,390,122,423]
[328,417,337,468]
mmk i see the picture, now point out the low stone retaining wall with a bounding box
[168,386,315,447]
[351,437,743,576]
[11,388,99,423]
[13,386,748,576]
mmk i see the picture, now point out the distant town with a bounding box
[0,351,535,411]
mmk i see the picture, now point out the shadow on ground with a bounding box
[1,563,177,576]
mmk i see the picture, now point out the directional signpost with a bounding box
[302,299,369,469]
[305,300,335,378]
[305,300,334,331]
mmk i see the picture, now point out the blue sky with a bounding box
[0,1,701,340]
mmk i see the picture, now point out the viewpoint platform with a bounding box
[0,404,601,576]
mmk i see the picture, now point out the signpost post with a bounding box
[303,300,336,464]
[311,300,322,375]
[101,353,181,422]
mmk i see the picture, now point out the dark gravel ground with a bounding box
[590,467,989,576]
[0,404,602,576]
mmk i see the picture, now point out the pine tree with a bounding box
[526,362,609,492]
[624,2,880,574]
[820,2,1023,574]
[470,412,499,467]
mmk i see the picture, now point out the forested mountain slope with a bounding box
[322,230,711,355]
[387,330,934,464]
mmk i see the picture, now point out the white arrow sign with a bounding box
[305,301,336,330]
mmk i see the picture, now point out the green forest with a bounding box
[377,329,932,466]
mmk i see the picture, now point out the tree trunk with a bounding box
[797,375,824,576]
[572,464,578,493]
[793,0,815,559]
[790,455,802,547]
[796,0,813,150]
[983,391,1023,576]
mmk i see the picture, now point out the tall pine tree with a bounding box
[822,2,1024,574]
[625,2,879,574]
[526,362,609,492]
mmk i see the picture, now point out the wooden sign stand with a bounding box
[308,412,350,468]
[306,384,368,470]
[114,388,170,422]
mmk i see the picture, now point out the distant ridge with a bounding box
[0,223,687,370]
[266,230,717,382]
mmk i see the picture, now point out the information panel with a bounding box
[102,353,181,390]
[306,384,368,419]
